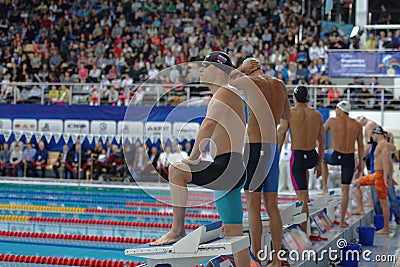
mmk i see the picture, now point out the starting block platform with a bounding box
[125,221,250,267]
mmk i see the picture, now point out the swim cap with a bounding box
[203,52,234,74]
[293,85,308,103]
[356,115,365,122]
[336,101,350,113]
[372,126,386,135]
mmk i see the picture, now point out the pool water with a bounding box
[0,180,220,265]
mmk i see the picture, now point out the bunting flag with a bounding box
[14,131,23,141]
[86,134,94,145]
[62,133,70,143]
[78,134,86,142]
[53,132,62,144]
[33,132,42,142]
[24,131,33,142]
[2,130,11,142]
[71,134,79,143]
[43,132,53,143]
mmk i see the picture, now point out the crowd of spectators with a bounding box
[0,0,399,108]
[0,138,195,181]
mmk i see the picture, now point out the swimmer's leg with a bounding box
[376,197,390,234]
[340,184,350,228]
[263,191,282,266]
[215,190,250,267]
[244,190,262,261]
[320,161,329,194]
[150,162,192,246]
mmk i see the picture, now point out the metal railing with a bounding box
[1,82,399,109]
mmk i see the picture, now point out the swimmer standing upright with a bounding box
[277,85,325,232]
[320,101,363,227]
[231,58,290,266]
[150,52,250,267]
[353,126,392,234]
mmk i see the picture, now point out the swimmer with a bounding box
[277,85,325,233]
[150,52,250,267]
[320,101,364,227]
[231,58,290,266]
[353,126,391,234]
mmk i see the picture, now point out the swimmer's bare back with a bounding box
[289,105,324,151]
[245,76,290,143]
[326,116,362,154]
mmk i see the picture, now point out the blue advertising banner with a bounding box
[328,51,400,77]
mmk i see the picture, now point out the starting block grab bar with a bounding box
[125,221,250,267]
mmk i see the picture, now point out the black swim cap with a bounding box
[293,85,308,103]
[372,126,386,135]
[203,51,234,74]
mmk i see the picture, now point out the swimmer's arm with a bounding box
[277,120,289,151]
[382,147,391,188]
[317,115,326,164]
[356,124,364,174]
[282,85,291,121]
[188,117,217,160]
[324,118,332,133]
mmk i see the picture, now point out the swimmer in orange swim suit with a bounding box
[353,126,391,234]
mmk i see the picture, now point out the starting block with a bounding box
[308,191,339,221]
[243,201,307,264]
[125,221,250,267]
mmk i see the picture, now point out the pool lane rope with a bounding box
[0,204,220,219]
[0,230,155,244]
[0,215,200,229]
[0,253,145,267]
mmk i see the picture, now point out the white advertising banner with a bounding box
[39,119,63,133]
[91,120,116,135]
[0,118,12,131]
[13,119,37,132]
[64,120,90,134]
[117,121,144,137]
[173,122,199,141]
[145,122,172,141]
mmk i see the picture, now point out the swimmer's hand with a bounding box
[314,164,322,178]
[392,178,398,186]
[182,157,201,165]
[238,60,259,76]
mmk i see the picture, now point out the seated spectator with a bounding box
[48,85,59,104]
[53,144,69,179]
[0,143,11,176]
[35,140,48,178]
[104,86,119,105]
[296,63,309,83]
[28,85,42,101]
[158,145,172,179]
[365,33,377,50]
[58,85,70,103]
[9,144,23,177]
[133,87,145,105]
[66,140,85,180]
[23,141,37,177]
[88,64,101,83]
[325,81,341,108]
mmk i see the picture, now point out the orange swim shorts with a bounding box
[358,170,387,199]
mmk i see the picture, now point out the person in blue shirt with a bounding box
[23,141,37,177]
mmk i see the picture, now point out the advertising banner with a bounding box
[328,51,400,77]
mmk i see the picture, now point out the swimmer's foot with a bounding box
[376,228,390,235]
[352,209,365,215]
[340,221,349,228]
[149,230,186,246]
[365,202,374,207]
[319,190,328,195]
